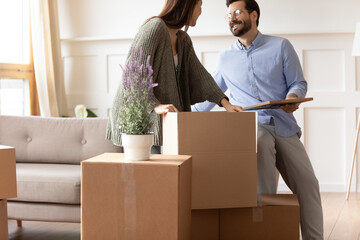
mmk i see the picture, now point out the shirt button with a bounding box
[248,67,251,71]
[81,139,87,145]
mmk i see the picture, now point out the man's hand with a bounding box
[280,93,300,113]
[154,104,179,114]
[221,98,243,112]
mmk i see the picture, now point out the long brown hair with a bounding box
[145,0,200,32]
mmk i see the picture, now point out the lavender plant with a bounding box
[118,47,158,134]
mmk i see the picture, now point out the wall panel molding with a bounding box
[303,49,345,92]
[107,54,127,95]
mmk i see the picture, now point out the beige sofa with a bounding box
[0,115,122,225]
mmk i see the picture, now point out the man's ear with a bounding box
[250,11,258,24]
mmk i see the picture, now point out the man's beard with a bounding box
[230,19,252,37]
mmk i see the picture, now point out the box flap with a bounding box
[83,153,191,167]
[260,194,299,206]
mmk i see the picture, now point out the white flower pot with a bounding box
[121,134,154,161]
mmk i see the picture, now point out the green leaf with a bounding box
[86,109,98,118]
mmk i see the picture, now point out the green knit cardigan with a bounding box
[106,18,227,146]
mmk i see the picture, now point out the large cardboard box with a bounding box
[81,153,192,240]
[0,200,8,240]
[191,209,219,240]
[163,112,257,209]
[0,145,17,199]
[220,194,300,240]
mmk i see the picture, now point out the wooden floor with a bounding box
[7,192,360,240]
[322,192,360,240]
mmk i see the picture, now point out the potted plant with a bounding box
[118,47,158,161]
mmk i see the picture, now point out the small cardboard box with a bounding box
[81,153,192,240]
[220,194,300,240]
[191,209,219,240]
[0,200,8,240]
[0,145,17,199]
[163,112,257,209]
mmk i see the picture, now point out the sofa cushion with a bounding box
[10,163,81,204]
[0,115,122,164]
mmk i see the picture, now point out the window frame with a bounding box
[0,3,40,116]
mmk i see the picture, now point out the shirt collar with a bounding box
[235,31,263,50]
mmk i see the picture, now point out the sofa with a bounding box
[0,115,122,225]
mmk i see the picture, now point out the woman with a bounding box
[106,0,242,152]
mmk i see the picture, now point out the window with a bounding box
[0,0,39,115]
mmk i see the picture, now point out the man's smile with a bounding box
[231,21,242,31]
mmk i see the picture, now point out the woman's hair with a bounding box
[225,0,260,26]
[145,0,200,32]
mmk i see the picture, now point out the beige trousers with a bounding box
[257,124,324,240]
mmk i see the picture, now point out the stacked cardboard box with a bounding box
[0,200,8,240]
[0,145,17,240]
[162,113,300,239]
[163,112,257,239]
[163,112,258,209]
[221,194,300,240]
[0,146,17,199]
[191,209,219,240]
[191,194,299,240]
[81,153,192,240]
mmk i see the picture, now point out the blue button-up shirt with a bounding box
[192,32,307,137]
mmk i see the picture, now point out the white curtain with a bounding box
[30,0,67,117]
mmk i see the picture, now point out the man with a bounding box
[192,0,323,239]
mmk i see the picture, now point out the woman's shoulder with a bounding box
[132,17,168,45]
[140,17,168,34]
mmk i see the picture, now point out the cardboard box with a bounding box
[220,194,300,240]
[81,153,192,240]
[163,112,257,209]
[191,209,219,240]
[0,200,8,240]
[0,145,17,199]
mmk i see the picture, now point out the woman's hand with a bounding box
[221,98,243,112]
[154,104,179,114]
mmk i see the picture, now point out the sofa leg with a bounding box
[16,220,22,227]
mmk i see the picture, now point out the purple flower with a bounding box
[118,46,158,134]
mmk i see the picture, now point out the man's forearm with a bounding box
[286,93,298,99]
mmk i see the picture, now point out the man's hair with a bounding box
[226,0,260,26]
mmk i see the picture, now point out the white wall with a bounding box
[58,0,360,193]
[58,0,360,39]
